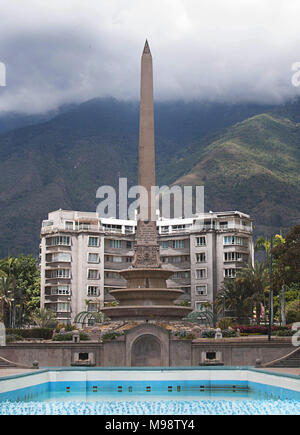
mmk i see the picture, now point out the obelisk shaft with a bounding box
[133,40,160,268]
[138,40,156,220]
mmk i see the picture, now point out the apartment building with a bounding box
[40,209,254,324]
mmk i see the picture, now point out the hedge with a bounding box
[233,325,291,334]
[6,328,54,340]
[53,332,89,341]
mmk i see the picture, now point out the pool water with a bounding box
[0,368,299,415]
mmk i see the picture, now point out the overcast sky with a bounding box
[1,0,300,114]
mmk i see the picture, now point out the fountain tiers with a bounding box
[101,268,192,321]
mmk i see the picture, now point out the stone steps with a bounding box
[268,348,300,368]
[0,357,17,368]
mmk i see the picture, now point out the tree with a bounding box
[272,225,300,286]
[185,303,217,327]
[0,275,13,325]
[237,261,269,324]
[255,234,286,324]
[255,234,285,263]
[215,276,253,324]
[286,300,300,324]
[0,255,40,326]
[31,308,57,328]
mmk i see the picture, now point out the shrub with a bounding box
[173,331,194,340]
[272,329,294,337]
[233,325,291,335]
[55,324,76,333]
[6,334,24,343]
[6,328,54,340]
[52,331,89,341]
[222,329,237,338]
[286,300,300,324]
[176,301,191,307]
[216,318,236,329]
[53,333,73,341]
[201,329,216,338]
[102,331,124,340]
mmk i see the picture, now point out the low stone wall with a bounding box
[0,336,295,368]
[192,338,295,366]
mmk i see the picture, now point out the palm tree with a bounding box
[237,261,269,324]
[0,257,20,327]
[0,275,13,324]
[185,303,217,327]
[31,308,57,328]
[215,276,253,325]
[255,234,286,324]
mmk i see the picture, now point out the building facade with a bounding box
[40,209,254,324]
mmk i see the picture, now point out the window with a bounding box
[219,221,228,229]
[51,252,71,262]
[161,241,169,249]
[196,268,207,279]
[196,236,206,247]
[88,237,99,247]
[87,286,99,296]
[172,271,190,279]
[126,241,133,249]
[196,252,206,263]
[172,240,185,249]
[112,256,123,263]
[46,269,70,279]
[88,269,99,279]
[65,221,74,230]
[51,285,71,295]
[126,257,133,263]
[88,253,99,263]
[105,271,120,279]
[224,252,242,262]
[47,236,70,246]
[110,240,122,249]
[57,302,70,312]
[172,224,185,231]
[224,236,243,246]
[195,302,207,312]
[195,285,207,295]
[224,268,236,278]
[168,256,182,263]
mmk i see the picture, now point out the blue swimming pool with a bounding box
[0,367,299,415]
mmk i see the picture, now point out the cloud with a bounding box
[0,0,300,114]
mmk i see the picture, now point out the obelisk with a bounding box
[101,41,192,320]
[132,40,160,268]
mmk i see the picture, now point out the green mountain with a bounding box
[173,113,300,237]
[0,97,299,257]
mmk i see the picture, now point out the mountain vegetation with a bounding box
[0,97,300,257]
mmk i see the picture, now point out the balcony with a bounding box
[41,224,102,234]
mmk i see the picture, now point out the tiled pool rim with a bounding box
[1,365,300,379]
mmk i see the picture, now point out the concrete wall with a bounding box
[0,337,295,368]
[192,340,295,366]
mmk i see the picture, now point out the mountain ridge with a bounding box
[0,98,300,257]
